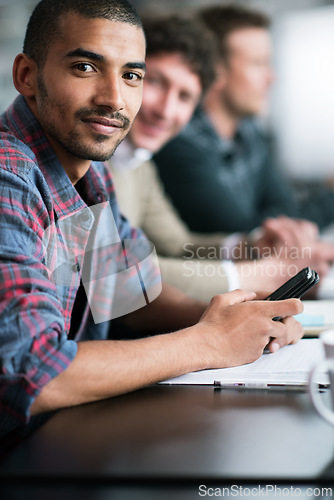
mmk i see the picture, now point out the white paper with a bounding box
[161,339,327,385]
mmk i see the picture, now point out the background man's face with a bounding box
[220,27,274,117]
[129,52,202,152]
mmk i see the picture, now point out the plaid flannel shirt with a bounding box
[0,95,159,437]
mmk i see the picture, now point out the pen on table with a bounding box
[213,381,328,391]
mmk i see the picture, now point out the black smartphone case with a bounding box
[266,267,319,301]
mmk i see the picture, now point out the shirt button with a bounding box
[77,209,92,229]
[72,262,80,273]
[79,211,90,223]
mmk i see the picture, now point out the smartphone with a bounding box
[264,267,319,346]
[266,267,319,301]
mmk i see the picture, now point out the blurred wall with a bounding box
[271,5,334,180]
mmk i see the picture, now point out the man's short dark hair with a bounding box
[142,13,217,95]
[23,0,142,67]
[197,4,270,61]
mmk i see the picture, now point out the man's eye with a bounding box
[74,63,95,73]
[180,93,192,103]
[123,72,143,82]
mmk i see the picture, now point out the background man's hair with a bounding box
[142,13,217,95]
[23,0,142,67]
[197,4,270,61]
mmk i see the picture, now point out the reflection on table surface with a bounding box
[1,385,334,482]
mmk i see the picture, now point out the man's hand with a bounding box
[256,215,319,254]
[252,215,334,281]
[194,289,303,369]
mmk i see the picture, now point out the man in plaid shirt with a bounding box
[0,0,303,440]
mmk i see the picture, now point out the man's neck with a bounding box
[203,90,239,140]
[45,133,91,185]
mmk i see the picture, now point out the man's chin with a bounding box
[89,140,123,162]
[74,148,117,163]
[131,135,167,154]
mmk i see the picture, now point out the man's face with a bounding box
[129,53,202,152]
[31,13,146,169]
[220,27,274,117]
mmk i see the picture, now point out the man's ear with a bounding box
[211,61,228,91]
[12,53,38,97]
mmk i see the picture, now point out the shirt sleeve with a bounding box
[0,164,77,436]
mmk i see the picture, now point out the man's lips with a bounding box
[82,117,124,135]
[137,117,170,137]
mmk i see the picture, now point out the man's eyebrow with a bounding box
[64,49,146,72]
[124,62,147,72]
[65,48,105,61]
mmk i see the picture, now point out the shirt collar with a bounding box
[192,105,254,157]
[111,138,152,172]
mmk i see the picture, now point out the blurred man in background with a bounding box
[154,4,334,234]
[109,13,334,302]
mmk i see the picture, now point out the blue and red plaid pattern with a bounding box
[0,95,157,436]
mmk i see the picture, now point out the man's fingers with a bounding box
[266,338,281,353]
[254,290,271,300]
[213,289,256,306]
[263,297,304,318]
[267,315,304,352]
[253,294,304,315]
[314,241,334,262]
[262,216,318,248]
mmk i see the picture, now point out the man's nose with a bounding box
[158,90,178,120]
[93,74,125,111]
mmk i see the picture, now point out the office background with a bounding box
[1,0,334,182]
